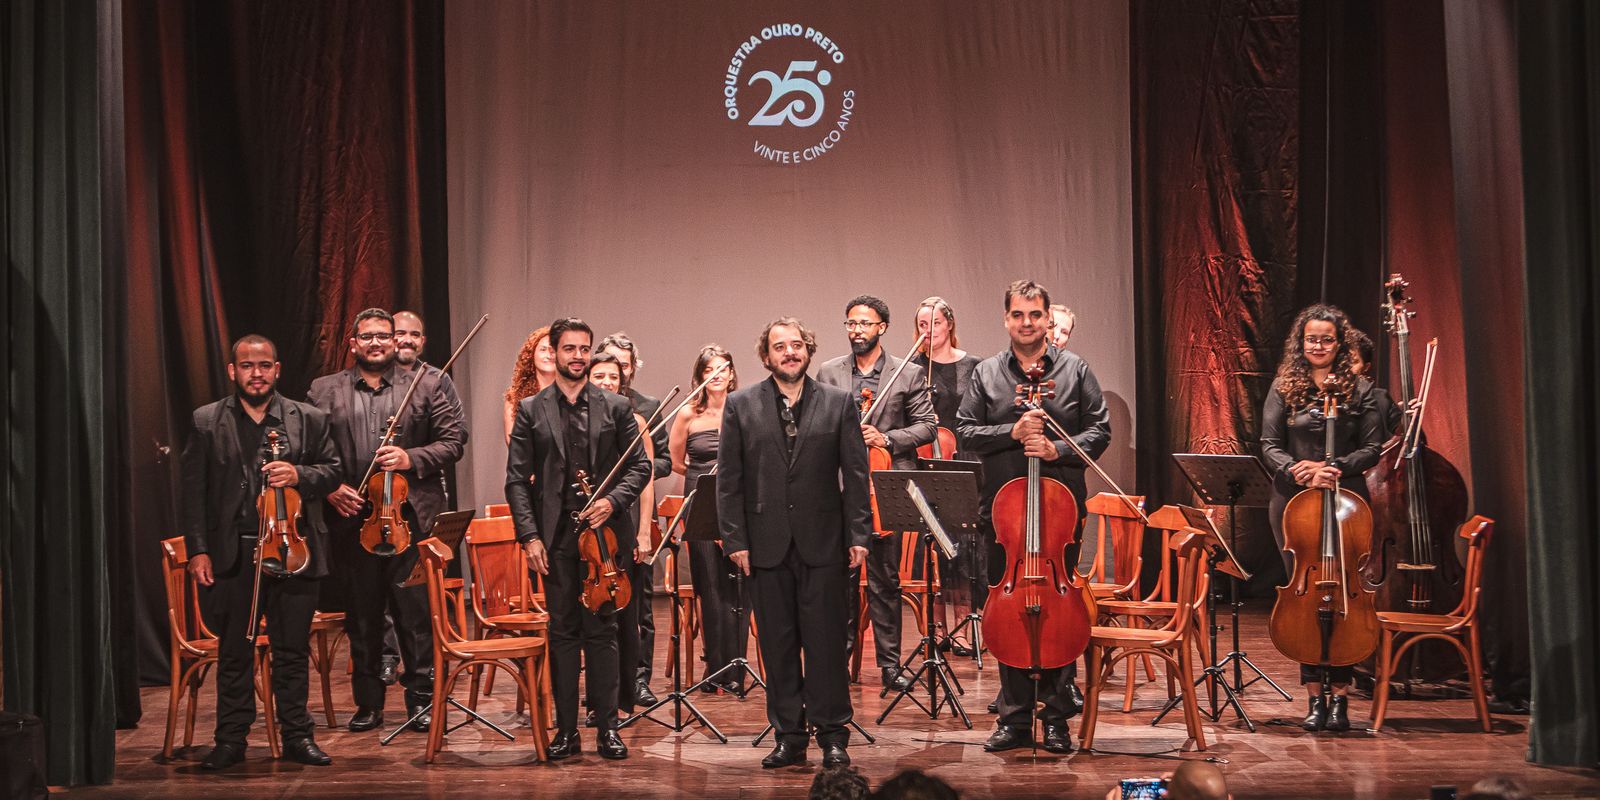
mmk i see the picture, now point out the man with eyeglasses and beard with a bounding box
[716,317,873,769]
[308,308,468,735]
[816,295,936,692]
[181,335,341,770]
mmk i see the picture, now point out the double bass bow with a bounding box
[355,314,488,556]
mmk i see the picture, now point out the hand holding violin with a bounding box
[375,444,411,472]
[578,497,614,528]
[860,424,888,448]
[262,460,299,488]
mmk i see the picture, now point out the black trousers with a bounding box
[631,558,656,685]
[689,540,751,681]
[544,538,621,733]
[200,538,320,746]
[986,529,1083,729]
[329,517,433,710]
[613,556,641,714]
[750,542,853,748]
[1269,491,1358,687]
[843,531,902,670]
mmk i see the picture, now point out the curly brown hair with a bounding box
[1274,304,1359,413]
[690,344,738,413]
[504,326,551,404]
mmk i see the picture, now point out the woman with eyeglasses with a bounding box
[1260,304,1384,733]
[667,345,747,693]
[503,326,558,443]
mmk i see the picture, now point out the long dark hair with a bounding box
[1274,304,1359,411]
[690,344,737,413]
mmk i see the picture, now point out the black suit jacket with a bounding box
[716,376,873,569]
[504,383,652,553]
[180,394,342,576]
[307,365,467,533]
[816,352,937,470]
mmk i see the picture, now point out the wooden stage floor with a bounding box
[84,601,1596,799]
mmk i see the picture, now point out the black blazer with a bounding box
[179,394,342,577]
[1260,378,1383,499]
[815,353,938,470]
[716,376,874,569]
[307,365,467,533]
[504,383,652,553]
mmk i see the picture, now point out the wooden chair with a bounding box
[897,532,940,638]
[850,554,872,682]
[160,537,279,759]
[417,536,550,763]
[484,503,510,517]
[308,611,345,727]
[1372,515,1495,732]
[1083,494,1148,601]
[1081,530,1211,752]
[655,497,701,685]
[462,515,551,719]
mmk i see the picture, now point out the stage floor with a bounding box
[86,601,1595,799]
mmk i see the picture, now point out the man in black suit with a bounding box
[598,332,665,706]
[957,281,1110,754]
[506,318,652,761]
[308,308,468,734]
[817,295,937,691]
[181,335,341,770]
[717,317,873,769]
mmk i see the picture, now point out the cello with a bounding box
[1269,391,1381,681]
[1363,275,1468,678]
[982,364,1095,677]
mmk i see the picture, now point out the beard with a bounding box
[849,332,880,357]
[236,381,275,407]
[356,350,396,373]
[394,346,418,366]
[557,360,589,381]
[768,354,809,384]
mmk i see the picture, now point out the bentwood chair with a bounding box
[1371,515,1496,732]
[1081,530,1211,752]
[418,537,550,763]
[1083,494,1148,602]
[160,537,279,759]
[462,515,551,720]
[656,497,704,685]
[308,611,346,727]
[484,503,511,518]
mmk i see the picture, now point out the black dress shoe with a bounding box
[1068,682,1085,715]
[379,655,400,686]
[597,729,628,760]
[1041,723,1074,754]
[200,742,245,771]
[282,737,332,766]
[983,726,1032,752]
[546,730,582,761]
[407,704,432,732]
[347,707,384,732]
[882,668,912,692]
[1303,697,1329,732]
[635,681,659,706]
[821,743,850,768]
[1325,695,1350,732]
[761,740,807,768]
[951,639,977,658]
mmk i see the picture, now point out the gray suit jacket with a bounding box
[179,394,342,576]
[716,377,874,569]
[504,383,652,554]
[816,353,938,469]
[307,365,467,533]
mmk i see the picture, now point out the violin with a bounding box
[360,416,413,557]
[857,388,894,534]
[573,469,632,613]
[1269,392,1381,670]
[981,363,1093,672]
[1363,275,1467,678]
[257,430,310,577]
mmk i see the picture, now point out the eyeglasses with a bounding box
[780,401,797,439]
[1303,335,1338,347]
[355,332,394,343]
[843,320,884,331]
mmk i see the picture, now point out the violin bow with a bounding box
[647,360,731,439]
[357,313,488,492]
[574,384,683,519]
[861,332,928,427]
[646,461,720,566]
[1022,385,1147,525]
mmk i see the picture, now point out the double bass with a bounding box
[1363,275,1468,677]
[982,364,1094,675]
[1269,392,1381,676]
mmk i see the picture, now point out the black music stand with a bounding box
[918,458,988,667]
[621,474,742,742]
[869,470,978,728]
[384,510,506,746]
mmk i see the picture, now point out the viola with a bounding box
[981,364,1093,671]
[1363,275,1467,678]
[360,416,413,557]
[257,430,310,577]
[1269,392,1381,670]
[856,388,893,534]
[573,469,632,613]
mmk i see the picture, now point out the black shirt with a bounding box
[1260,380,1384,499]
[774,387,805,457]
[848,351,884,414]
[558,390,591,510]
[349,368,399,478]
[232,397,284,533]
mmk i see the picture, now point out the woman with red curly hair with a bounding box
[502,326,556,443]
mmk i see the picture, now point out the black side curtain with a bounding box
[1,0,120,786]
[1517,0,1600,770]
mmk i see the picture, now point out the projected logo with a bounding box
[723,24,856,164]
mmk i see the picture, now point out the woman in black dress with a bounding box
[1261,304,1383,732]
[667,345,746,692]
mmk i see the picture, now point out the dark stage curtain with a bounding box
[115,0,447,719]
[1517,0,1600,770]
[1,0,120,785]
